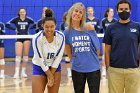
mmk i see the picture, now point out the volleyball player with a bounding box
[65,2,100,93]
[101,8,117,33]
[36,7,48,33]
[32,8,65,93]
[0,22,5,79]
[6,7,35,78]
[86,7,101,33]
[101,8,117,78]
[59,12,68,32]
[59,12,72,77]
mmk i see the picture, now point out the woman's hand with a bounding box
[15,29,18,33]
[50,67,57,75]
[47,74,54,87]
[45,70,54,87]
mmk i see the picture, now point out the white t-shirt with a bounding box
[32,30,65,72]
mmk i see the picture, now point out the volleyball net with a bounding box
[0,35,33,39]
[0,34,104,39]
[0,34,104,58]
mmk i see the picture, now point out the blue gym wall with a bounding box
[0,0,139,57]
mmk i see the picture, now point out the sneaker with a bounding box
[101,67,106,78]
[67,77,72,85]
[13,73,20,79]
[21,72,27,78]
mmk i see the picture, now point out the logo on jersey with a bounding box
[130,28,137,32]
[105,23,110,27]
[87,22,97,25]
[18,22,28,30]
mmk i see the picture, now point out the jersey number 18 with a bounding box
[47,53,55,59]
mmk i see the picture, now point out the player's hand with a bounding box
[15,29,18,33]
[50,68,57,75]
[45,69,54,87]
[85,23,95,31]
[47,73,54,87]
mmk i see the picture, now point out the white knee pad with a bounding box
[15,56,21,62]
[0,59,5,65]
[23,56,28,62]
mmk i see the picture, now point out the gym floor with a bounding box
[0,61,110,93]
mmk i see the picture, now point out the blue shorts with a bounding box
[32,64,61,77]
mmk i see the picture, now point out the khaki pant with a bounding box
[108,67,140,93]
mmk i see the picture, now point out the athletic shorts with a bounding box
[32,64,61,77]
[16,39,30,43]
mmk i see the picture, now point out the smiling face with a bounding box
[19,9,26,18]
[87,8,94,17]
[71,6,84,22]
[66,3,86,30]
[43,20,56,38]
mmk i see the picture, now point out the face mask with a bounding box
[118,11,130,20]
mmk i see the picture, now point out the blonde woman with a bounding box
[64,2,100,93]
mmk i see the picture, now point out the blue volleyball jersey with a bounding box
[64,29,100,72]
[0,22,5,43]
[101,18,117,32]
[86,17,101,33]
[36,19,43,33]
[0,22,5,35]
[59,22,68,32]
[6,17,35,35]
